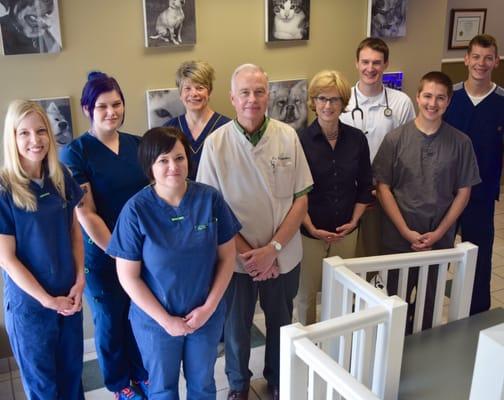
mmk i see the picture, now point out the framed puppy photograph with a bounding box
[0,0,62,55]
[268,79,308,135]
[146,88,185,128]
[143,0,196,48]
[265,0,310,43]
[32,96,73,149]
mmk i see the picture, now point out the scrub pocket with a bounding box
[270,155,295,198]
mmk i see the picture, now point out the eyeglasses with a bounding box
[313,96,343,105]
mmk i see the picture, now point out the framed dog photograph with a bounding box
[143,0,196,48]
[368,0,408,38]
[265,0,310,43]
[146,88,185,128]
[32,96,73,149]
[268,79,308,135]
[0,0,62,55]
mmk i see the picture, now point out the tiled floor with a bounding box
[3,199,504,399]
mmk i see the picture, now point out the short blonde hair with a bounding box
[175,60,215,93]
[308,70,351,111]
[1,100,65,211]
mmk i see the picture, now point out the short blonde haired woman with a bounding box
[165,60,230,179]
[0,100,85,399]
[297,70,373,324]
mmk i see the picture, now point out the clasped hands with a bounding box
[311,221,357,245]
[239,244,280,281]
[403,229,442,251]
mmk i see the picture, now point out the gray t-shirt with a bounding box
[373,120,481,251]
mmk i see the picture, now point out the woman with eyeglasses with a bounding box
[296,70,373,325]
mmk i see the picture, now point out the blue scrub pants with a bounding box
[459,197,495,315]
[131,305,224,399]
[224,265,300,391]
[85,257,147,392]
[5,305,84,400]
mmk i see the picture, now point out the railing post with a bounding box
[280,323,309,400]
[450,242,478,321]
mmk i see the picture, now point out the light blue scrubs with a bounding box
[0,168,84,400]
[107,181,241,400]
[60,132,149,391]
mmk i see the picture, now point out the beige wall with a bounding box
[0,0,447,358]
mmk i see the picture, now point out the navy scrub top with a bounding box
[0,169,83,311]
[107,181,241,318]
[60,132,149,259]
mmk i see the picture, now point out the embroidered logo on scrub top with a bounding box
[270,154,292,172]
[170,216,185,222]
[195,217,218,231]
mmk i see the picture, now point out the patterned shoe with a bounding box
[133,379,150,398]
[114,386,144,400]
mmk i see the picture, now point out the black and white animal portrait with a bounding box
[143,0,196,48]
[266,0,310,42]
[268,79,308,134]
[0,0,62,55]
[146,89,185,128]
[370,0,407,38]
[33,97,73,148]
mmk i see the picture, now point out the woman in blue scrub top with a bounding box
[164,60,230,180]
[107,127,241,399]
[0,100,85,399]
[60,72,149,400]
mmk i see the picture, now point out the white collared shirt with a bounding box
[340,82,416,162]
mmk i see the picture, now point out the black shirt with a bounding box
[299,119,373,238]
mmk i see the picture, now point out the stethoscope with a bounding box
[351,86,393,124]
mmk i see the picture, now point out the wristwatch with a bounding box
[270,240,282,252]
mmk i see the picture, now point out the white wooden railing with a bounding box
[281,266,407,400]
[322,242,478,333]
[280,242,478,400]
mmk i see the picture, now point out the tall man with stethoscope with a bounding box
[340,37,415,262]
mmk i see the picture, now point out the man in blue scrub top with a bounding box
[197,64,313,400]
[444,34,504,315]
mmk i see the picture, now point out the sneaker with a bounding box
[370,273,388,294]
[133,380,150,398]
[114,386,144,400]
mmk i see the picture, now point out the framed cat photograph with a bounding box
[146,88,185,128]
[0,0,63,55]
[143,0,196,48]
[268,79,308,135]
[31,96,73,149]
[265,0,310,43]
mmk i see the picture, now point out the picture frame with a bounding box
[368,0,407,38]
[146,88,185,128]
[31,96,73,149]
[0,0,62,55]
[448,9,486,50]
[383,72,404,91]
[265,0,310,43]
[268,79,308,135]
[142,0,196,48]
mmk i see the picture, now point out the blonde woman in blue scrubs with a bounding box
[0,100,84,399]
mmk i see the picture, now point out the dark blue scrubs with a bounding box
[60,132,149,391]
[107,182,241,399]
[165,112,230,180]
[444,84,504,315]
[0,169,84,400]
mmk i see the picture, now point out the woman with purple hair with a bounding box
[60,72,149,400]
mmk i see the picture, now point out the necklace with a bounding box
[325,130,339,141]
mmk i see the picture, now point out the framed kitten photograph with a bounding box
[265,0,310,43]
[143,0,196,48]
[146,88,185,128]
[31,96,73,149]
[268,79,308,135]
[368,0,408,38]
[0,0,63,55]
